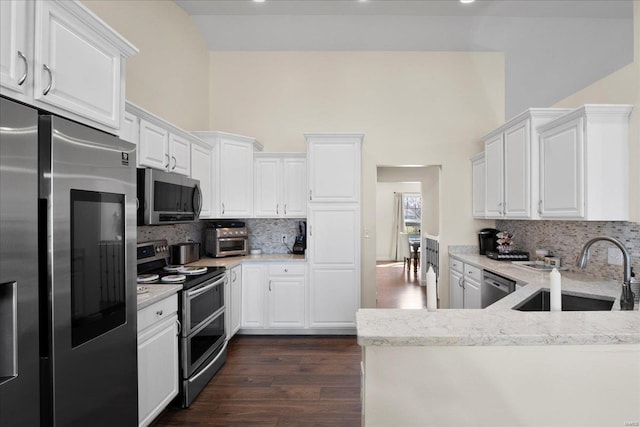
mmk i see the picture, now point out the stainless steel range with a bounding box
[137,240,227,407]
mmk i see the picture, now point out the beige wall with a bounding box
[209,52,504,308]
[552,0,640,222]
[83,0,210,130]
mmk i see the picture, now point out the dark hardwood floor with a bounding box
[154,336,362,427]
[376,261,426,309]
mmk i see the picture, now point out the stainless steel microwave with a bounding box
[137,168,202,225]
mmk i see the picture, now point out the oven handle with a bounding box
[190,340,228,382]
[187,275,225,299]
[217,237,247,242]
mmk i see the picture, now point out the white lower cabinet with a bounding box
[137,294,179,427]
[449,257,482,309]
[240,262,307,331]
[227,264,242,338]
[309,268,357,327]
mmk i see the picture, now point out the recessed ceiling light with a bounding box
[460,0,475,3]
[253,0,265,3]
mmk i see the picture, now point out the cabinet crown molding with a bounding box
[470,152,485,162]
[537,104,634,133]
[125,101,208,147]
[191,131,263,151]
[481,108,571,141]
[54,0,138,57]
[304,132,365,143]
[255,152,305,159]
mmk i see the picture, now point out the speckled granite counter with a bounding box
[136,284,182,310]
[356,250,640,347]
[187,254,306,268]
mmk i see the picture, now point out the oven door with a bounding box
[182,309,226,378]
[182,275,225,337]
[216,237,248,257]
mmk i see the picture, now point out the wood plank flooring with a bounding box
[375,261,427,308]
[153,336,362,427]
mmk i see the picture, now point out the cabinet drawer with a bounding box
[138,293,178,333]
[267,263,305,276]
[464,264,482,281]
[450,257,463,274]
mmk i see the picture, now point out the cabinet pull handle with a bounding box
[309,225,312,236]
[538,200,543,215]
[17,51,28,86]
[171,156,177,170]
[222,203,225,214]
[269,280,272,291]
[176,319,182,335]
[284,204,287,215]
[458,277,464,288]
[165,153,170,168]
[276,204,279,215]
[232,271,236,281]
[309,189,313,201]
[284,268,288,273]
[42,64,52,95]
[156,309,163,316]
[502,202,507,215]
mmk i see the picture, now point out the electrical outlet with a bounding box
[281,234,287,243]
[608,247,623,265]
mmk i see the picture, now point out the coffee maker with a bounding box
[478,228,499,255]
[292,221,306,254]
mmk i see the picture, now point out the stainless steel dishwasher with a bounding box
[482,270,516,308]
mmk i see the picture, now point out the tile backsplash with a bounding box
[496,220,640,281]
[137,218,305,255]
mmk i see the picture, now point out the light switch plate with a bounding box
[608,247,623,265]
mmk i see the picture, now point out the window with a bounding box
[403,193,421,236]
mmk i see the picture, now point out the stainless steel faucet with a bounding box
[576,237,635,310]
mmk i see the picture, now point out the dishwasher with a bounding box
[482,270,516,308]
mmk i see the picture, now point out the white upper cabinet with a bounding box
[306,133,363,203]
[538,105,632,220]
[190,141,215,219]
[120,111,139,145]
[0,0,30,97]
[254,153,307,218]
[1,1,137,134]
[168,133,190,176]
[471,153,485,219]
[192,131,263,218]
[139,119,169,171]
[482,109,570,219]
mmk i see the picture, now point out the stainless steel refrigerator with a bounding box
[0,96,138,426]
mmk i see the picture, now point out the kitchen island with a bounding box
[357,252,640,427]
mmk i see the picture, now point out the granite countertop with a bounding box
[356,249,640,347]
[136,284,182,310]
[188,254,306,268]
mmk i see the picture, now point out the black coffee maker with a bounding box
[478,228,499,255]
[292,221,307,254]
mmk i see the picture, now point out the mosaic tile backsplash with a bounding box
[496,220,640,282]
[137,218,304,255]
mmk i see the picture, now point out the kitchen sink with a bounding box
[512,289,615,311]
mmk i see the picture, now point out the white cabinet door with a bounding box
[309,268,357,327]
[168,133,190,176]
[33,1,123,129]
[241,264,265,328]
[307,138,360,203]
[484,133,503,218]
[540,117,584,218]
[220,139,253,217]
[139,119,169,170]
[463,277,482,309]
[138,315,179,427]
[230,265,242,337]
[254,157,281,217]
[282,157,307,217]
[449,269,463,309]
[0,0,29,97]
[471,153,485,218]
[120,111,139,144]
[191,142,215,218]
[267,276,305,328]
[308,206,358,266]
[503,119,530,218]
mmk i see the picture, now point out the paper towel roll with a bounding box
[427,266,437,312]
[550,268,562,312]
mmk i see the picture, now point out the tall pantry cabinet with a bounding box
[306,133,363,329]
